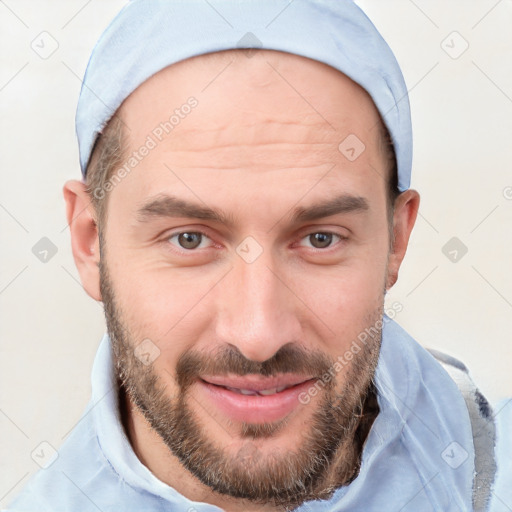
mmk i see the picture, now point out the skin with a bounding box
[63,49,420,511]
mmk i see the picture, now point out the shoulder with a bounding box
[5,406,110,512]
[488,398,512,512]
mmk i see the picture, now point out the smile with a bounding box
[196,375,317,424]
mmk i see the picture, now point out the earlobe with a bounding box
[385,189,420,291]
[63,180,102,301]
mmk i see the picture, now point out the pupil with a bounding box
[311,233,332,248]
[179,232,201,249]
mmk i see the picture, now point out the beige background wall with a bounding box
[1,0,511,506]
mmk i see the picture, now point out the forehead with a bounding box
[119,49,382,144]
[108,49,388,215]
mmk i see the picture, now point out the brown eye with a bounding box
[309,233,334,248]
[169,232,210,250]
[179,232,202,249]
[298,232,343,250]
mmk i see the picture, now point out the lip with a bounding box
[197,374,317,424]
[201,374,312,392]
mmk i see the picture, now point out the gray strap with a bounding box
[427,349,497,512]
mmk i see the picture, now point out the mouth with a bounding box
[196,374,317,424]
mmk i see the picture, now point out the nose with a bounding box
[213,248,303,363]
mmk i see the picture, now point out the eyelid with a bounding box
[296,225,350,240]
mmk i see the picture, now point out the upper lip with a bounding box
[200,374,315,392]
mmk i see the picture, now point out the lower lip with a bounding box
[197,379,317,424]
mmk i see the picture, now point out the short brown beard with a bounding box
[99,253,381,508]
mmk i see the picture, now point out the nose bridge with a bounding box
[215,247,300,362]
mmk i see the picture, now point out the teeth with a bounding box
[258,388,278,396]
[240,389,258,396]
[224,385,290,396]
[225,386,259,395]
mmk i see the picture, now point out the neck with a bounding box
[119,381,379,511]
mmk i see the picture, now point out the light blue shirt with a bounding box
[488,398,512,511]
[6,317,509,511]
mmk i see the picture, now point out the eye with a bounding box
[168,231,213,250]
[299,232,343,249]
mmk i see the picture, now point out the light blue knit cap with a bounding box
[76,0,412,191]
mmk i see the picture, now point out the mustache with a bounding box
[175,343,335,391]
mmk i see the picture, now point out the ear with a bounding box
[63,180,102,301]
[386,189,420,290]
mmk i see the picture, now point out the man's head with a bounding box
[64,0,420,508]
[64,48,419,508]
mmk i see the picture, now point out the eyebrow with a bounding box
[136,193,369,226]
[292,194,369,222]
[137,195,235,225]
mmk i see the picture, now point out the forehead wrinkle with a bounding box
[167,117,338,147]
[144,120,347,171]
[151,124,348,171]
[154,145,344,173]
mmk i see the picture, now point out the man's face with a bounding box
[99,50,394,505]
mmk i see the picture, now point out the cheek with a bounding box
[290,251,388,349]
[109,263,218,360]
